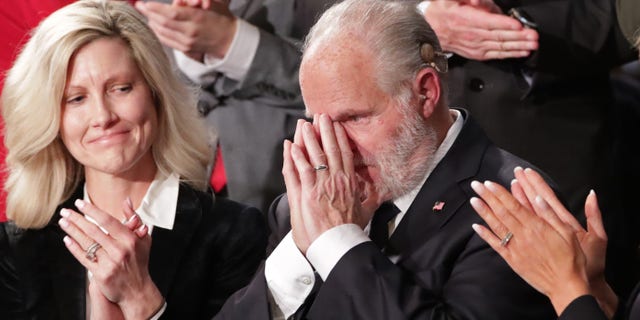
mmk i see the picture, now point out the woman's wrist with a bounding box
[547,274,590,316]
[590,277,619,319]
[119,283,164,320]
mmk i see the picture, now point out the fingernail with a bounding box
[484,181,498,192]
[137,224,148,233]
[60,209,70,218]
[126,197,133,209]
[514,166,523,173]
[74,199,85,209]
[59,218,69,228]
[524,167,533,173]
[471,224,483,235]
[511,179,518,185]
[63,236,72,245]
[469,197,482,207]
[470,180,482,192]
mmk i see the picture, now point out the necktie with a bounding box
[369,202,400,249]
[210,145,227,194]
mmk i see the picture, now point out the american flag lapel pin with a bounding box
[432,201,445,213]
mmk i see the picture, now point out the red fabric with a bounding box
[210,146,227,194]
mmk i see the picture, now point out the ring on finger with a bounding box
[500,231,514,247]
[314,164,328,171]
[85,242,102,262]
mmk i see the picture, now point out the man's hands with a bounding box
[283,115,381,254]
[421,0,539,60]
[136,0,237,62]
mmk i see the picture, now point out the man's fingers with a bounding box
[318,114,343,172]
[334,122,354,176]
[301,122,329,173]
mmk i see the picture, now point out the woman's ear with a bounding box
[413,68,441,119]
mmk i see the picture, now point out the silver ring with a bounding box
[314,164,328,171]
[85,242,102,262]
[500,231,514,247]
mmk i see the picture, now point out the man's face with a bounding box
[299,42,437,200]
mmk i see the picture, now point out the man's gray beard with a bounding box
[374,106,438,199]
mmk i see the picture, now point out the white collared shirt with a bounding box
[265,110,464,319]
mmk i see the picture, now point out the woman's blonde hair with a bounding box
[2,0,211,229]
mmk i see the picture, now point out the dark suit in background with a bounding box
[216,111,556,320]
[0,185,267,320]
[447,0,638,299]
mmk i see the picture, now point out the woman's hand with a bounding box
[469,177,590,316]
[512,168,617,317]
[59,199,164,319]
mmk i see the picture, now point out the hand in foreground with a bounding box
[469,178,589,316]
[512,168,617,317]
[283,114,381,254]
[421,0,538,60]
[59,199,164,319]
[135,0,237,61]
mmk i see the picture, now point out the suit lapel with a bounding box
[386,110,489,261]
[148,185,203,296]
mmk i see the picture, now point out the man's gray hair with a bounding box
[303,0,447,106]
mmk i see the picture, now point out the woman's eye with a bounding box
[66,95,85,104]
[114,84,132,93]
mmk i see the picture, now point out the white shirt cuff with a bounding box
[306,224,369,281]
[265,232,315,319]
[417,1,431,15]
[148,302,167,320]
[173,19,260,82]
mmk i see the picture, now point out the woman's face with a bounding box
[60,37,158,178]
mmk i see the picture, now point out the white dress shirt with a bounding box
[265,110,464,319]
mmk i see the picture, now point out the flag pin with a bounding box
[432,201,445,213]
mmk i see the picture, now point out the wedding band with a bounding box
[314,164,328,171]
[85,242,102,262]
[500,231,514,247]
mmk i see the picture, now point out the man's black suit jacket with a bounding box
[0,184,267,320]
[217,111,556,319]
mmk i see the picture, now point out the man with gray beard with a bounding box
[118,0,559,319]
[210,1,557,319]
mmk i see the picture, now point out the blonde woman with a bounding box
[0,1,266,319]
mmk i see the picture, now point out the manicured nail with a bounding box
[470,180,482,191]
[514,166,523,173]
[74,199,85,209]
[59,218,69,228]
[484,181,498,192]
[511,179,518,185]
[60,209,70,218]
[469,197,482,208]
[471,223,482,235]
[63,236,72,246]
